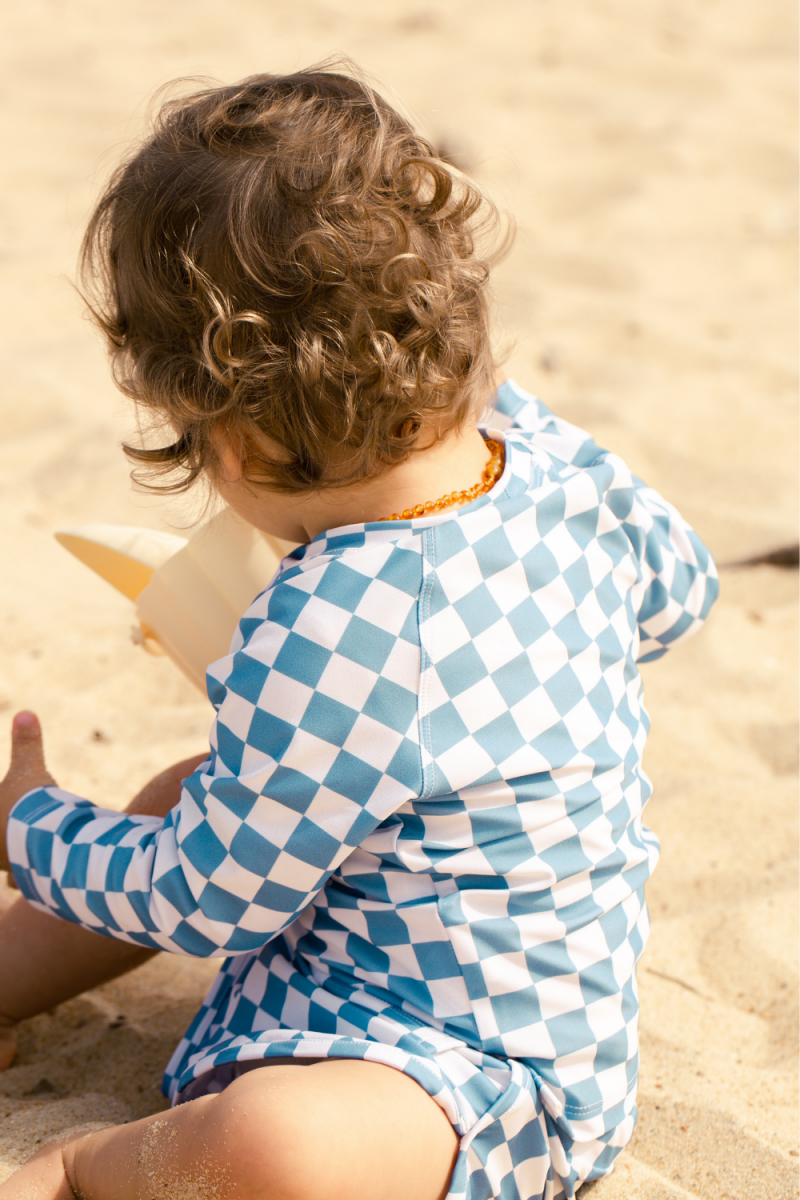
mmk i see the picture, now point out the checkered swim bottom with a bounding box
[172,1019,618,1199]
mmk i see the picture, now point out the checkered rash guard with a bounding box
[8,382,717,1200]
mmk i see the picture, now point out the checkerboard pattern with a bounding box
[8,381,717,1200]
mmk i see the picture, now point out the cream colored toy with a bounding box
[56,510,296,692]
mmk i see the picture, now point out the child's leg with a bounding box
[0,1058,460,1200]
[0,754,206,1068]
[0,899,156,1066]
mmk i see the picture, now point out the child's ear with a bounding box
[214,434,246,485]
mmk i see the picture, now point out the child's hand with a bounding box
[0,713,56,873]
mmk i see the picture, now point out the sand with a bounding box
[0,0,797,1195]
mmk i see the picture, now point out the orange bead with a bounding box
[375,441,504,520]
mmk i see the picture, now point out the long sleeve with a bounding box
[492,379,602,466]
[493,379,718,660]
[7,547,424,955]
[615,474,718,661]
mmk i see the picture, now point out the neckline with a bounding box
[302,428,514,547]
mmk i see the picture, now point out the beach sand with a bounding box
[0,0,797,1194]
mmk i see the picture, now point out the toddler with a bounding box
[0,66,717,1200]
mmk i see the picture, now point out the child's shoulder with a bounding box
[493,379,608,471]
[490,380,650,531]
[235,383,636,648]
[221,528,424,689]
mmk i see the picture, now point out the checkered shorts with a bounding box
[171,947,633,1200]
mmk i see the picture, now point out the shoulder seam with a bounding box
[418,527,436,800]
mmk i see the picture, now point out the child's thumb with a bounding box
[9,711,48,776]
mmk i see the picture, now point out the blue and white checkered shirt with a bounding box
[8,382,717,1200]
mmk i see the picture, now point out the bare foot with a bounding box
[0,1016,17,1070]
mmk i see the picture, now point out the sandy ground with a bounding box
[0,0,797,1195]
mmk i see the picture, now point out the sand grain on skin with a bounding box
[138,1119,232,1200]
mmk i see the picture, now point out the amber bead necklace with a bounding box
[379,438,505,522]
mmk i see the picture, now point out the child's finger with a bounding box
[9,712,48,777]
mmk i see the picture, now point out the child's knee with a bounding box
[208,1073,324,1200]
[62,1086,310,1200]
[209,1061,459,1200]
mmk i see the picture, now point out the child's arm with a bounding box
[0,734,209,1067]
[491,379,718,659]
[2,746,209,878]
[0,717,207,873]
[615,472,718,661]
[4,568,422,959]
[490,379,602,465]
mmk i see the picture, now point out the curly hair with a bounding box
[81,63,506,493]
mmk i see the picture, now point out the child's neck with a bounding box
[216,425,497,543]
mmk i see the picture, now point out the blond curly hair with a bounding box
[81,63,506,493]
